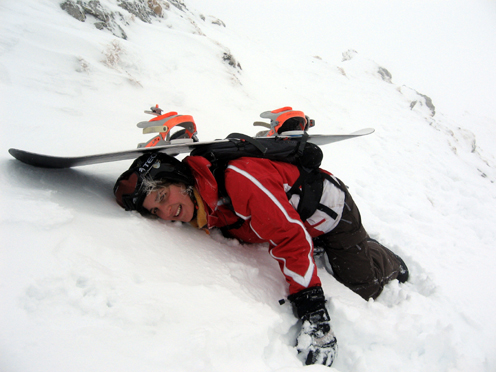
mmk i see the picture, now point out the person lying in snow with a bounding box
[113,112,409,368]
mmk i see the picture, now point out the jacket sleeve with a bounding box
[224,158,321,294]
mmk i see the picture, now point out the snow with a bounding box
[1,1,496,371]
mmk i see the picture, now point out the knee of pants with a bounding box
[324,239,400,300]
[326,244,375,282]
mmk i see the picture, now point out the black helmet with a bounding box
[113,153,194,215]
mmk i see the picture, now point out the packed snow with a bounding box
[1,1,496,371]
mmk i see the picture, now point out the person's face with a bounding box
[142,184,195,222]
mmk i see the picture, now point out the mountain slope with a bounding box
[1,1,495,371]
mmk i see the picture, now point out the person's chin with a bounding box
[181,209,193,222]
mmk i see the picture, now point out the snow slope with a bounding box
[1,1,496,371]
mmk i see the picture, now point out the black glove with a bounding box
[288,286,338,367]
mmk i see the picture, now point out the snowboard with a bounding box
[8,128,374,169]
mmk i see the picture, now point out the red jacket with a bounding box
[184,156,345,295]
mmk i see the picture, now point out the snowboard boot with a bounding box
[395,254,409,283]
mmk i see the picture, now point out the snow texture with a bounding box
[1,1,496,371]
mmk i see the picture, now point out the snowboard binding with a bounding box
[137,105,199,148]
[253,107,315,137]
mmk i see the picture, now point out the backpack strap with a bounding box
[285,169,347,222]
[321,172,347,191]
[226,133,268,154]
[219,217,246,238]
[316,203,338,220]
[297,131,309,156]
[296,168,324,222]
[315,173,347,220]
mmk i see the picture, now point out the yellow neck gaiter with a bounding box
[189,188,208,232]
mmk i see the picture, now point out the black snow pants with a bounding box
[314,182,405,300]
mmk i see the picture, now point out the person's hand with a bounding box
[288,286,338,367]
[296,308,337,366]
